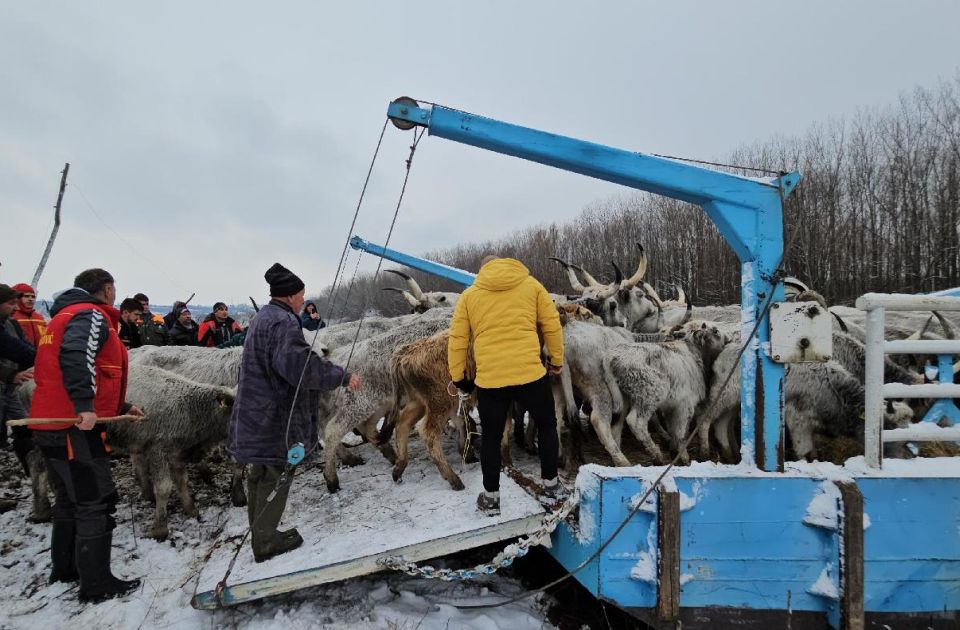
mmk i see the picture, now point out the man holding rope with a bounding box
[29,268,144,603]
[229,263,360,563]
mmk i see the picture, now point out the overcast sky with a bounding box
[2,1,958,306]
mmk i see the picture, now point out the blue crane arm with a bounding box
[385,98,801,472]
[387,101,798,261]
[349,236,476,287]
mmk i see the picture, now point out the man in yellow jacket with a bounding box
[448,255,564,515]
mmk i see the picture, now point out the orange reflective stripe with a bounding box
[66,434,74,461]
[101,431,112,453]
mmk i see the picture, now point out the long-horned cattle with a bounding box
[550,243,662,333]
[602,322,727,464]
[383,269,460,313]
[697,331,914,463]
[320,308,453,493]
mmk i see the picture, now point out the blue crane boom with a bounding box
[386,98,801,472]
[349,235,476,287]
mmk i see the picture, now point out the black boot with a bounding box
[77,532,140,603]
[248,467,302,563]
[49,519,79,583]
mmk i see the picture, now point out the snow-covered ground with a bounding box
[0,436,561,630]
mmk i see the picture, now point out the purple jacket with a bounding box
[228,299,349,465]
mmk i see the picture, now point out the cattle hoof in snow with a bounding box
[449,477,465,491]
[150,524,169,542]
[392,467,404,483]
[326,478,340,494]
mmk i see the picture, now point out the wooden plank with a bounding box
[884,339,960,355]
[656,487,680,622]
[882,383,960,399]
[192,512,545,609]
[836,481,864,630]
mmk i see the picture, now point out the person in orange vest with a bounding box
[11,283,47,347]
[31,268,143,602]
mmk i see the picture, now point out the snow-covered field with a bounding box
[0,436,562,630]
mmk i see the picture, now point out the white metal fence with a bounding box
[857,293,960,467]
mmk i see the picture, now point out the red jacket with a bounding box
[30,290,129,431]
[197,316,242,347]
[12,306,47,347]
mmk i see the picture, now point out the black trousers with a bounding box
[476,375,559,492]
[34,428,118,537]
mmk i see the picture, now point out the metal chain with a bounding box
[377,487,581,580]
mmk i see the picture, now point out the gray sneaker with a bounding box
[541,478,569,503]
[476,491,500,516]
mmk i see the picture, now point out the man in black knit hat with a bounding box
[228,263,360,562]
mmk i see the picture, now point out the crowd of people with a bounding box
[0,264,345,604]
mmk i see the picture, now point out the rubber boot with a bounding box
[76,532,141,603]
[250,471,302,563]
[49,519,79,583]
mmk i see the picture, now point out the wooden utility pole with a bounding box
[32,163,70,288]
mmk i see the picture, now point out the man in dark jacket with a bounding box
[0,287,35,513]
[228,263,360,562]
[134,293,169,346]
[0,284,34,462]
[169,308,199,346]
[31,269,143,602]
[118,298,143,349]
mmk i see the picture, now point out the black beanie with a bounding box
[265,262,305,297]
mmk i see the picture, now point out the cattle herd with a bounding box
[14,245,960,540]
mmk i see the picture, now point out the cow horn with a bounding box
[385,268,426,301]
[621,243,649,288]
[594,278,620,300]
[642,282,665,308]
[571,264,603,288]
[675,286,687,305]
[610,262,624,286]
[906,315,934,341]
[679,300,693,326]
[382,286,420,308]
[830,311,849,333]
[932,311,956,340]
[549,257,586,294]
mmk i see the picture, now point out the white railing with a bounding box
[856,293,960,467]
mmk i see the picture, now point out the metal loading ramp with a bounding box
[191,457,547,610]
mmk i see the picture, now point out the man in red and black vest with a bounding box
[30,268,143,603]
[11,282,47,347]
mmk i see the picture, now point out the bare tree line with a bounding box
[314,74,960,321]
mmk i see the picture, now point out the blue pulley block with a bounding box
[287,442,305,465]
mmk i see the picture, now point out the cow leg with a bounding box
[523,412,538,454]
[391,401,424,483]
[589,398,631,467]
[148,450,173,541]
[230,462,247,507]
[28,449,52,523]
[132,452,154,503]
[359,413,397,465]
[500,416,514,467]
[169,453,198,519]
[696,412,714,462]
[422,408,464,491]
[623,407,666,464]
[664,404,695,465]
[323,415,354,493]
